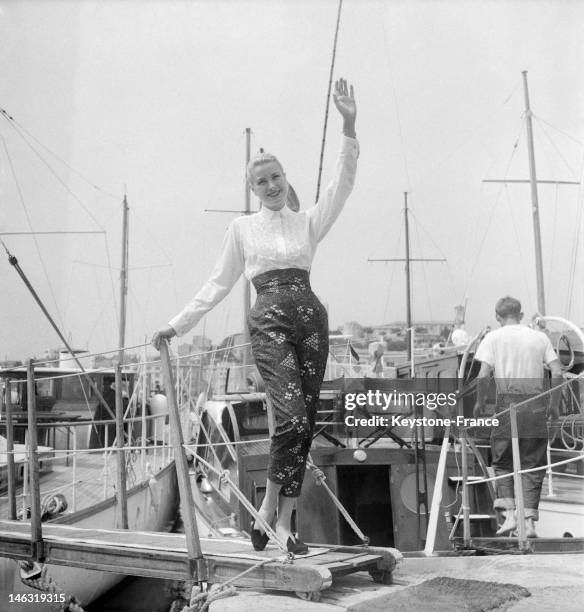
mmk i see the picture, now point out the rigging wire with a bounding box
[531,115,583,317]
[546,183,560,301]
[502,184,532,303]
[461,121,525,305]
[411,209,434,321]
[408,208,456,305]
[381,239,400,323]
[534,116,580,179]
[534,115,584,147]
[1,106,123,350]
[0,110,106,230]
[1,135,66,331]
[101,230,120,332]
[315,0,343,204]
[379,6,411,190]
[565,153,584,317]
[0,107,121,201]
[85,266,110,349]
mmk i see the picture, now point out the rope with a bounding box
[191,452,289,555]
[464,451,584,486]
[484,372,584,420]
[307,459,368,544]
[17,561,86,612]
[1,134,67,331]
[184,558,275,612]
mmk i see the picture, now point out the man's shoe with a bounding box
[525,517,537,538]
[496,511,517,536]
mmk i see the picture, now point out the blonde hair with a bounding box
[246,152,284,184]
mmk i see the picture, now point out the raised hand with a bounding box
[333,78,357,131]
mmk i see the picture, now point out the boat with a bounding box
[0,195,182,610]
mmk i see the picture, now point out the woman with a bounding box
[152,78,358,553]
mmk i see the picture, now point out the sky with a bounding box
[1,0,583,361]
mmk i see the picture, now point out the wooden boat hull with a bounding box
[0,461,178,611]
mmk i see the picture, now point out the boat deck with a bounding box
[0,453,108,520]
[0,448,170,520]
[541,474,584,505]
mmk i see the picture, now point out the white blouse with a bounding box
[169,135,359,337]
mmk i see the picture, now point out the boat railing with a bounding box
[450,371,584,551]
[0,358,189,528]
[1,411,177,517]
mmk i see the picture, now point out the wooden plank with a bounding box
[159,342,204,575]
[206,557,332,592]
[26,361,43,559]
[115,365,128,529]
[0,519,401,592]
[306,543,401,571]
[4,381,17,520]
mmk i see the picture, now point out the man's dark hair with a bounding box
[495,296,522,318]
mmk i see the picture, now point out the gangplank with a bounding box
[0,520,398,595]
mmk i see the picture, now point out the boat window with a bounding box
[61,376,91,401]
[36,379,55,398]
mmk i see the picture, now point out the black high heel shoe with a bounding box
[286,535,308,555]
[250,521,269,551]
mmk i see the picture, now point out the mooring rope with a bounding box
[17,561,86,612]
[189,451,289,556]
[307,458,369,544]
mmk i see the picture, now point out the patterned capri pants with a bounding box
[248,268,329,497]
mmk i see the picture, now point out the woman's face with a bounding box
[250,161,289,210]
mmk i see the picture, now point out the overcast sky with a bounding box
[1,0,583,361]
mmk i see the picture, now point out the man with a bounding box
[474,296,563,538]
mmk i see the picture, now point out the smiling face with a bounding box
[249,160,289,211]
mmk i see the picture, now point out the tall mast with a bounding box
[483,72,578,313]
[404,193,412,360]
[117,194,129,363]
[242,128,251,360]
[522,71,546,315]
[368,193,445,365]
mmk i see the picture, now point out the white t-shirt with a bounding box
[169,136,359,337]
[474,324,558,394]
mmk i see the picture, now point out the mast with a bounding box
[117,194,129,363]
[404,193,412,360]
[522,71,546,315]
[242,128,251,366]
[368,193,445,364]
[483,72,578,314]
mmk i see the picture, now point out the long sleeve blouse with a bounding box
[169,135,359,337]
